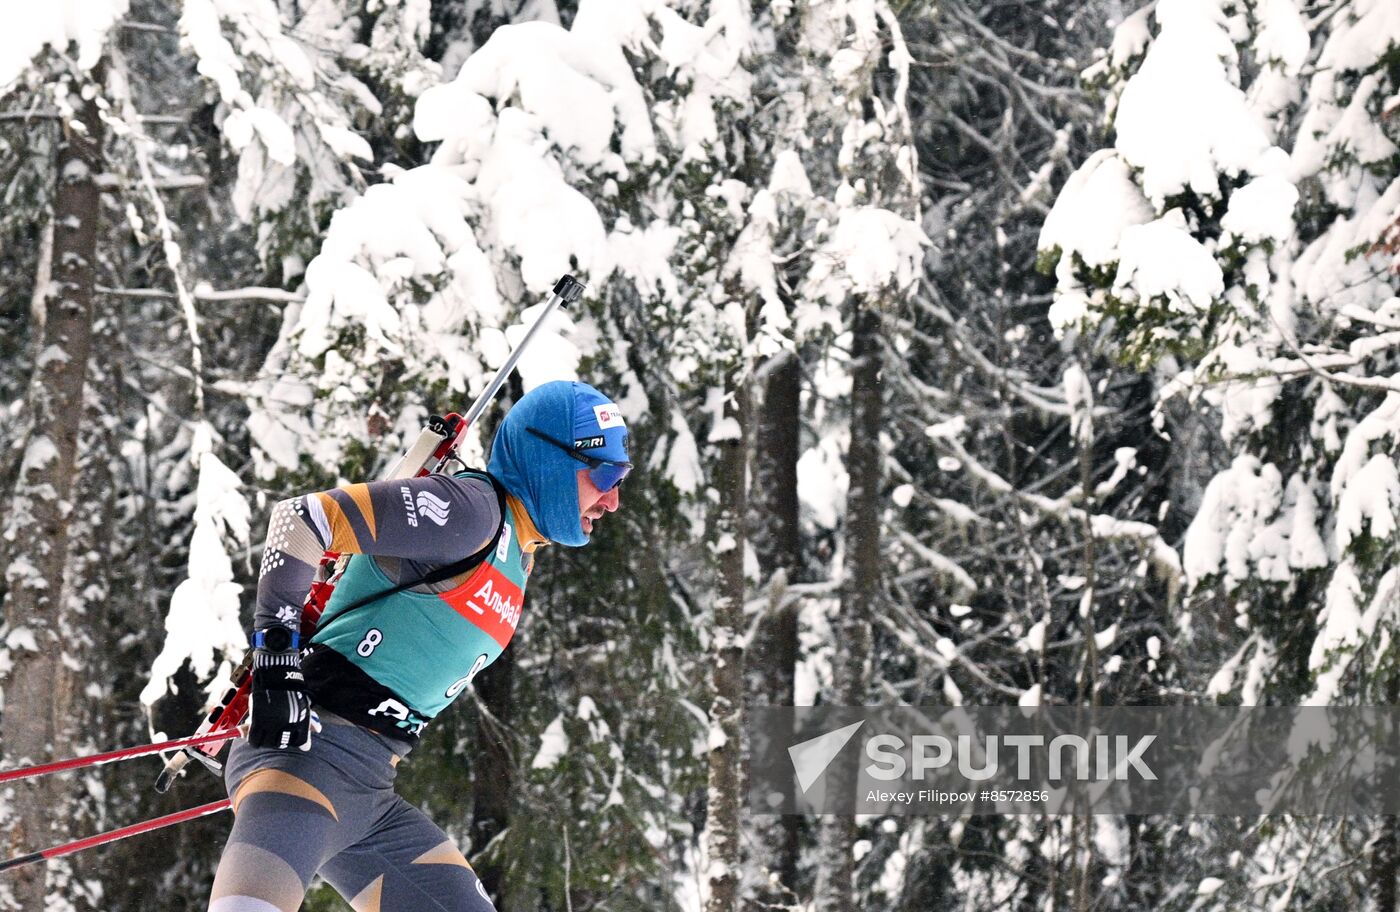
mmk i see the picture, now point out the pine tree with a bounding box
[1,65,105,912]
[1040,0,1400,906]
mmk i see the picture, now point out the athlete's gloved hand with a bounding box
[249,646,313,751]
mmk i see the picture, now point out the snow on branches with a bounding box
[247,0,926,497]
[180,0,436,248]
[141,423,251,708]
[0,0,130,95]
[1041,0,1298,367]
[1045,0,1400,705]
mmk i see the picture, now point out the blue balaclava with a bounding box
[487,380,629,547]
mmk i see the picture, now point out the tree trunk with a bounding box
[0,79,103,912]
[472,646,515,905]
[1375,821,1400,912]
[746,351,802,908]
[815,299,883,912]
[705,380,748,912]
[44,353,119,912]
[750,352,802,582]
[1122,816,1164,912]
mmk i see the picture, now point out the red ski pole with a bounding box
[0,799,231,873]
[0,730,239,786]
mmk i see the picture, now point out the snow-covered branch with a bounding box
[96,285,304,304]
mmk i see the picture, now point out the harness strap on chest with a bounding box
[322,472,508,622]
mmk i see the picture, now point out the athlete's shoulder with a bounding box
[425,471,505,527]
[443,470,504,507]
[446,469,502,492]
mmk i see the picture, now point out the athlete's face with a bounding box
[577,468,621,536]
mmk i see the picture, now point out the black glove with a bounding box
[248,644,313,751]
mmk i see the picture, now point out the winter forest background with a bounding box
[1,0,1398,909]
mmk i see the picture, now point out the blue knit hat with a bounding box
[487,380,628,546]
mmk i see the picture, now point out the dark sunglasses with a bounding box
[526,427,632,492]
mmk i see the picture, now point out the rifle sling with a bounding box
[322,472,509,621]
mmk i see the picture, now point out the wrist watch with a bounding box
[253,627,299,652]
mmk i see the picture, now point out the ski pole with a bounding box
[0,730,238,785]
[0,799,231,874]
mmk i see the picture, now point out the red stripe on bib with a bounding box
[442,562,524,649]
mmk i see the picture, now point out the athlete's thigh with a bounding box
[320,796,496,912]
[208,741,366,912]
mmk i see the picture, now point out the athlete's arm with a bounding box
[253,474,502,634]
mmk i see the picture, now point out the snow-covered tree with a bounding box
[0,55,107,912]
[1043,0,1400,704]
[1041,0,1400,906]
[884,1,1183,908]
[0,2,432,907]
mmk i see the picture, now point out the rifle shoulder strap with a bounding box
[325,472,509,619]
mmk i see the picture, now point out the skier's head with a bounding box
[487,380,630,546]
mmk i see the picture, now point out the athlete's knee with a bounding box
[208,836,312,912]
[208,897,287,912]
[362,871,497,912]
[405,839,497,911]
[323,838,497,912]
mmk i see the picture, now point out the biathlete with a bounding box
[206,380,630,912]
